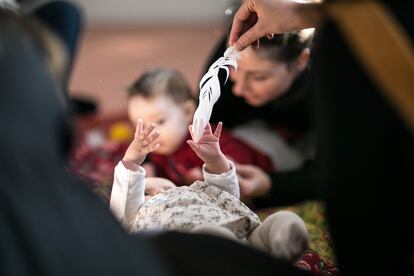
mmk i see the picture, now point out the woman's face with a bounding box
[230,47,304,107]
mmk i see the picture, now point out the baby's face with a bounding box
[128,95,189,155]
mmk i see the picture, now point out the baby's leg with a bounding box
[191,225,239,242]
[247,211,308,262]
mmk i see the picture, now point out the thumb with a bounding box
[186,140,198,153]
[235,24,262,51]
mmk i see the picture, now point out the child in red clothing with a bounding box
[127,68,274,186]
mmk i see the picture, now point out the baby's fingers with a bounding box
[194,118,205,142]
[141,132,160,149]
[147,142,160,153]
[135,118,144,138]
[204,123,212,135]
[186,140,199,154]
[146,131,160,144]
[189,125,194,139]
[213,122,223,138]
[141,123,156,140]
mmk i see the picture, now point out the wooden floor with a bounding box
[69,25,226,115]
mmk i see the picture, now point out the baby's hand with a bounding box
[145,177,177,201]
[187,122,230,174]
[122,119,159,166]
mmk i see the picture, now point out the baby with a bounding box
[109,119,308,262]
[126,68,274,186]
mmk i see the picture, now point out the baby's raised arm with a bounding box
[187,122,240,198]
[109,119,160,227]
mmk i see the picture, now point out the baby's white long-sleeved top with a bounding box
[109,160,260,238]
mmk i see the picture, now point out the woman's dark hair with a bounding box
[254,31,313,64]
[0,10,68,84]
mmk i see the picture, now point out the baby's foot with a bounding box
[248,211,308,262]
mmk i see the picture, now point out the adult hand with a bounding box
[236,163,272,202]
[229,0,322,51]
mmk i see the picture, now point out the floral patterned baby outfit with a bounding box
[110,161,260,239]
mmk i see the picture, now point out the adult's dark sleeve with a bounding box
[147,231,312,276]
[0,17,170,276]
[253,161,324,208]
[312,2,414,275]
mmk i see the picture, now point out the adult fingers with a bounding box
[229,0,256,46]
[235,24,263,51]
[241,14,259,50]
[229,12,258,47]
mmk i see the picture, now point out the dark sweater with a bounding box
[312,1,414,275]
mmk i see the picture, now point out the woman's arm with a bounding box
[255,162,321,207]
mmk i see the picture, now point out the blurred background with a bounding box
[68,0,235,114]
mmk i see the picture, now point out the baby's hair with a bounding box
[128,68,194,103]
[254,30,314,65]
